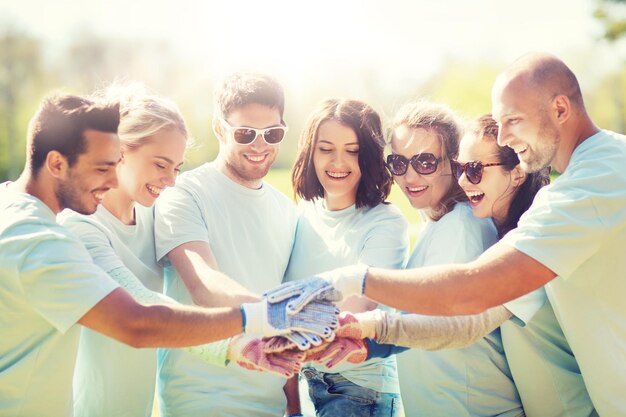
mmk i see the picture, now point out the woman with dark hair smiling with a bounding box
[283,99,409,416]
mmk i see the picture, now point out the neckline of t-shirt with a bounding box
[314,199,357,219]
[97,204,139,232]
[207,162,268,198]
[1,182,57,220]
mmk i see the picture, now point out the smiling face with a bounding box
[217,102,282,188]
[457,132,518,224]
[313,119,362,210]
[390,125,453,211]
[492,75,560,173]
[57,129,120,215]
[116,127,186,207]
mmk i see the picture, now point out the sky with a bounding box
[0,0,621,92]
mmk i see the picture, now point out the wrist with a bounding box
[241,301,265,335]
[354,309,383,339]
[326,264,368,299]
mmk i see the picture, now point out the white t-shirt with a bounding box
[502,288,596,417]
[59,204,162,417]
[154,162,297,417]
[398,202,523,417]
[502,130,626,416]
[284,199,409,393]
[0,185,118,417]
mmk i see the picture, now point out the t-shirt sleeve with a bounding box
[154,184,210,263]
[18,227,119,333]
[62,216,124,273]
[359,208,410,269]
[503,288,547,326]
[501,158,626,279]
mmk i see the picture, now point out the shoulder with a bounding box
[361,203,408,229]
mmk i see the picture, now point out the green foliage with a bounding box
[594,0,626,41]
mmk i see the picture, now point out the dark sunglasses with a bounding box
[219,118,288,145]
[451,160,505,184]
[386,153,442,176]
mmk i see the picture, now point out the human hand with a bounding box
[241,298,339,339]
[264,264,368,315]
[227,335,305,378]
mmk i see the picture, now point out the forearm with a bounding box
[364,243,555,316]
[80,289,244,349]
[169,243,259,307]
[283,375,301,416]
[374,307,512,350]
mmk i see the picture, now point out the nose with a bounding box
[106,168,119,190]
[497,126,510,147]
[163,169,177,187]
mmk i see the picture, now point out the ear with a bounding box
[45,151,68,179]
[213,118,226,144]
[511,164,527,188]
[553,95,571,125]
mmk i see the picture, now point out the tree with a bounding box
[0,28,43,181]
[594,0,626,41]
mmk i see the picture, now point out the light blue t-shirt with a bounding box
[60,204,162,417]
[154,162,297,417]
[397,202,523,417]
[284,199,409,393]
[502,130,626,416]
[502,289,596,417]
[0,185,118,417]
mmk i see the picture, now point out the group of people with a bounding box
[1,52,624,417]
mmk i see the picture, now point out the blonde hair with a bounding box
[96,82,189,151]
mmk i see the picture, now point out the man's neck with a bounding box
[11,172,62,214]
[554,116,600,173]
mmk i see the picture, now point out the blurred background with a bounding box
[1,0,626,182]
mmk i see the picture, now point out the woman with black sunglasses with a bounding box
[452,115,594,416]
[384,101,524,417]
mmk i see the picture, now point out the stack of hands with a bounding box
[232,265,373,378]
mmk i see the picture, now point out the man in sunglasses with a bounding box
[273,53,626,415]
[154,73,302,417]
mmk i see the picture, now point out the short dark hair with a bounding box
[291,99,392,208]
[391,101,467,221]
[27,93,120,176]
[214,73,285,122]
[468,114,550,237]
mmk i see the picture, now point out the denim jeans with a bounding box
[302,367,402,417]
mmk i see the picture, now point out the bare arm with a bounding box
[78,287,243,348]
[365,242,556,316]
[168,241,259,307]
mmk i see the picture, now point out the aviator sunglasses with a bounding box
[451,160,504,184]
[219,118,288,145]
[386,153,442,176]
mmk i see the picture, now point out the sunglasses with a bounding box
[219,118,288,145]
[450,160,504,184]
[386,153,442,176]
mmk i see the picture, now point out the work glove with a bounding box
[241,298,339,339]
[227,335,305,378]
[264,264,368,315]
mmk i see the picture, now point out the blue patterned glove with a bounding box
[264,264,368,314]
[241,298,339,339]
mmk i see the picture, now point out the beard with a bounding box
[57,170,98,215]
[523,116,560,173]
